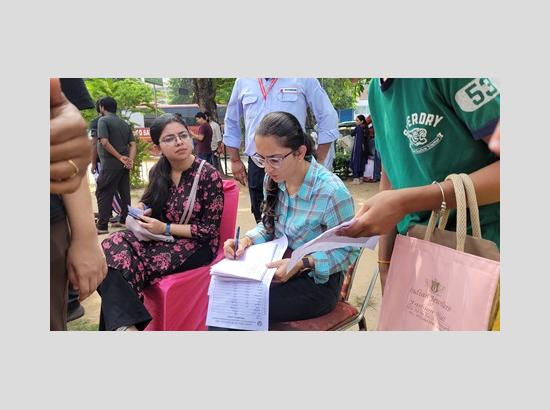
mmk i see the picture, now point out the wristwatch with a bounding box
[301,257,311,270]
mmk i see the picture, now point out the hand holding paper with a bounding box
[286,218,379,274]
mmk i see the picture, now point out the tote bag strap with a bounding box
[437,173,482,239]
[424,173,468,252]
[459,173,482,239]
[179,160,206,225]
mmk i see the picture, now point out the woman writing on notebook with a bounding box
[98,113,224,331]
[218,111,360,327]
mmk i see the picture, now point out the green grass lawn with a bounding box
[67,318,99,331]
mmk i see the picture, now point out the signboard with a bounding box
[133,127,151,140]
[144,78,163,86]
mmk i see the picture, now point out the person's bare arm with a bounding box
[50,78,91,194]
[62,178,108,301]
[341,161,499,239]
[190,129,205,141]
[91,137,99,172]
[316,142,331,165]
[226,145,247,186]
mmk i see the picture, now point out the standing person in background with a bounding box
[205,111,223,172]
[95,96,135,235]
[90,98,123,227]
[223,78,339,223]
[350,114,368,184]
[50,78,107,330]
[365,114,381,182]
[189,111,214,165]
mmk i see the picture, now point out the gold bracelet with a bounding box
[378,260,391,264]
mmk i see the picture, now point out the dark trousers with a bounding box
[50,220,70,331]
[247,157,265,223]
[67,284,81,313]
[211,153,223,174]
[373,149,382,181]
[197,152,214,166]
[98,245,213,331]
[209,271,344,330]
[95,168,130,229]
[269,270,344,322]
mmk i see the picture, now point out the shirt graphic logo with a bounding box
[404,127,428,146]
[403,112,445,154]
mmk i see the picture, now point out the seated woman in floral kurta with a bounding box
[98,113,224,331]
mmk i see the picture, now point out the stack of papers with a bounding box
[206,235,288,331]
[209,237,288,282]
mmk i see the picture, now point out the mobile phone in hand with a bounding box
[128,206,146,222]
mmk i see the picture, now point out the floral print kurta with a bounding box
[101,159,224,299]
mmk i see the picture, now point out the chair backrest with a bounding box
[339,249,364,302]
[218,179,240,251]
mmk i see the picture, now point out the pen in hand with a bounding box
[234,226,240,260]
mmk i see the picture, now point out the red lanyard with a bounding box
[258,78,278,100]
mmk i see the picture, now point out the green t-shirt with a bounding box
[368,78,500,246]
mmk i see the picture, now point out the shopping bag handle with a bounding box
[424,174,467,251]
[459,173,482,239]
[438,173,483,239]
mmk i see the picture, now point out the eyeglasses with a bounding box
[251,150,295,169]
[159,131,190,145]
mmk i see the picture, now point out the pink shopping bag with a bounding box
[377,173,500,331]
[377,234,500,330]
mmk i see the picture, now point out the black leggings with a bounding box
[98,244,213,331]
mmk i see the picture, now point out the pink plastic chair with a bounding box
[143,179,239,331]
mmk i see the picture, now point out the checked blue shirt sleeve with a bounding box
[310,187,359,284]
[245,222,273,245]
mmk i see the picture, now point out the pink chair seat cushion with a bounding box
[269,301,359,331]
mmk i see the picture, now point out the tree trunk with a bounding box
[192,78,219,122]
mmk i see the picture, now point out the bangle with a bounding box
[378,260,391,264]
[432,181,447,213]
[165,223,171,236]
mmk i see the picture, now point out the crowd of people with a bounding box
[50,77,500,331]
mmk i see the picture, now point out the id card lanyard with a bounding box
[258,78,278,100]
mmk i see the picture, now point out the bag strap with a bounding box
[424,173,467,252]
[179,160,206,225]
[459,173,482,239]
[438,173,483,239]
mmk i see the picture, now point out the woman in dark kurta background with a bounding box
[350,114,368,184]
[98,113,224,331]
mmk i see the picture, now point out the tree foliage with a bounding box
[318,78,370,110]
[83,78,155,123]
[167,78,195,104]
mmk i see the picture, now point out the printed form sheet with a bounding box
[206,235,288,331]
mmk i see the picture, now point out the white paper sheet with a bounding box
[206,236,287,331]
[287,219,379,273]
[210,236,288,281]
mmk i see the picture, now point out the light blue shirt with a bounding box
[223,78,340,159]
[245,158,360,284]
